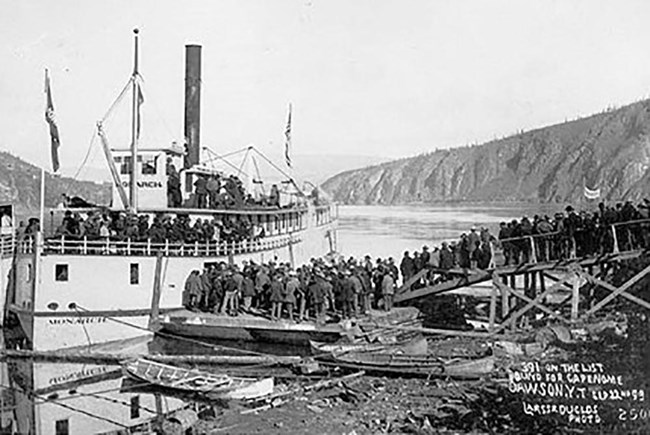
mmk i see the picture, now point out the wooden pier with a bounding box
[394,223,650,334]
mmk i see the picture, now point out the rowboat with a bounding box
[309,335,429,357]
[122,358,274,399]
[316,352,496,379]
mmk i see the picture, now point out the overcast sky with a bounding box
[2,0,650,180]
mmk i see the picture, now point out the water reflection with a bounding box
[0,358,188,435]
[0,334,304,435]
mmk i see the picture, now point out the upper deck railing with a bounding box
[0,234,14,258]
[16,233,301,257]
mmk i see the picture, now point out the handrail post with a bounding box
[147,238,151,256]
[127,238,131,255]
[164,239,169,256]
[194,241,199,256]
[611,224,619,254]
[529,236,537,264]
[105,237,109,254]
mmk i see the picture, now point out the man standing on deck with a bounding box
[220,270,238,316]
[309,274,326,323]
[284,271,300,322]
[183,270,203,311]
[194,174,208,209]
[232,265,244,314]
[241,268,255,311]
[199,267,212,312]
[270,274,285,321]
[206,175,221,209]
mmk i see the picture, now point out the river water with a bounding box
[337,203,559,259]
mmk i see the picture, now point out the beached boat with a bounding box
[158,306,423,346]
[122,358,274,400]
[4,31,338,352]
[316,352,496,379]
[309,334,428,356]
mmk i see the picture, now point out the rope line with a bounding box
[72,304,280,358]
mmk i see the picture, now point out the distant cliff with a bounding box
[0,151,110,218]
[322,100,650,205]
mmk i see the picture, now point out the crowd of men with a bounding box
[183,256,400,321]
[398,200,650,286]
[167,158,286,210]
[50,210,261,244]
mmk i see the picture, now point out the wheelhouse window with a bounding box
[130,263,139,285]
[55,264,68,282]
[141,155,157,175]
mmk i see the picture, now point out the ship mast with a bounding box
[129,28,140,212]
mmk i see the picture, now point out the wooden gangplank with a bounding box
[394,248,646,304]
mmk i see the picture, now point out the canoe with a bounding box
[123,358,231,392]
[309,335,428,357]
[122,358,274,399]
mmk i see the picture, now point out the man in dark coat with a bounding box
[399,251,415,285]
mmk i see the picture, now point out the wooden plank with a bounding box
[579,271,650,316]
[394,270,491,303]
[571,273,580,322]
[360,323,498,338]
[490,275,571,333]
[496,282,569,323]
[585,264,650,316]
[0,350,301,366]
[395,268,429,295]
[488,285,497,332]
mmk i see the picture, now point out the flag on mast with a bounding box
[136,80,144,139]
[44,69,60,173]
[584,185,600,200]
[284,103,292,168]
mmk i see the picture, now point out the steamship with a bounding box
[2,33,338,352]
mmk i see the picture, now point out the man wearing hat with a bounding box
[381,267,395,311]
[269,273,285,321]
[284,271,300,321]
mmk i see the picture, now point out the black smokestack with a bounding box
[184,45,201,168]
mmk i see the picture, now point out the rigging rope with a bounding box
[201,147,254,179]
[71,304,280,359]
[0,384,131,429]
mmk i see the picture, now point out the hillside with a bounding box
[322,99,650,205]
[0,151,110,219]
